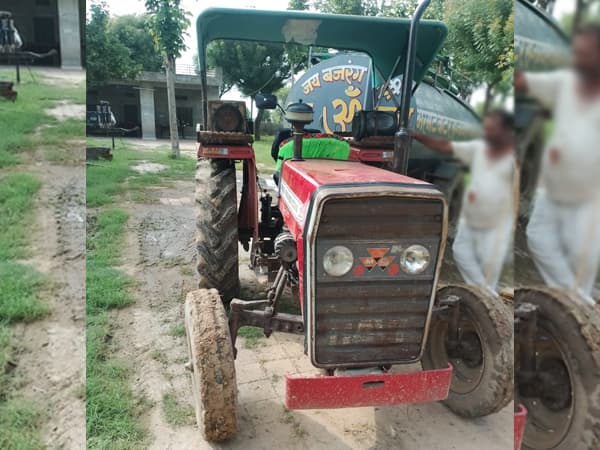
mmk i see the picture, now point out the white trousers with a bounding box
[452,218,513,296]
[526,190,600,305]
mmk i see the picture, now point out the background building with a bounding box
[1,0,84,68]
[87,68,222,140]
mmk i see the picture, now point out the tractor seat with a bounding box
[271,127,321,162]
[273,134,351,184]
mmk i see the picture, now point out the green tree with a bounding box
[313,0,379,15]
[288,0,310,9]
[207,41,291,140]
[86,1,139,86]
[385,0,445,19]
[145,0,191,157]
[444,0,514,112]
[109,15,163,73]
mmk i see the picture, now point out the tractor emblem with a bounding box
[354,248,399,276]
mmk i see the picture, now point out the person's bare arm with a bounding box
[514,70,528,93]
[411,131,453,155]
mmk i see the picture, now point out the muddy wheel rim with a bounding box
[521,324,574,449]
[428,311,486,395]
[185,315,204,428]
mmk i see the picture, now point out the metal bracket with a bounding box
[515,302,539,396]
[439,295,461,353]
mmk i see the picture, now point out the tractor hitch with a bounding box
[228,298,304,358]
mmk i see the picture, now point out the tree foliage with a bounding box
[144,0,191,156]
[86,2,163,86]
[288,0,310,10]
[207,41,291,98]
[86,2,140,86]
[444,0,514,109]
[313,0,380,15]
[144,0,190,59]
[109,15,163,73]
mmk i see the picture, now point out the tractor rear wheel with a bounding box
[422,285,513,417]
[516,288,600,450]
[195,158,240,302]
[184,289,237,442]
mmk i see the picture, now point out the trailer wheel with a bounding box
[185,289,237,442]
[422,285,513,417]
[195,158,240,302]
[516,288,600,450]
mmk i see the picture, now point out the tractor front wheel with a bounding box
[185,289,237,442]
[195,158,240,302]
[516,288,600,450]
[422,285,513,417]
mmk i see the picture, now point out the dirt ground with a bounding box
[9,69,86,449]
[13,161,86,449]
[106,175,513,450]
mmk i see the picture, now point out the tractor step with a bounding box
[285,365,452,410]
[514,405,527,450]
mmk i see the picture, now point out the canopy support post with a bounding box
[393,0,431,175]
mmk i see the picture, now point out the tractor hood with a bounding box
[278,159,435,239]
[196,7,447,84]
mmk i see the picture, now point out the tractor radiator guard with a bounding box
[285,364,452,410]
[514,404,527,450]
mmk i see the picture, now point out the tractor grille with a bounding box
[313,196,444,367]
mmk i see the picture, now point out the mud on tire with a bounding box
[516,288,600,450]
[422,285,514,417]
[185,289,237,442]
[195,158,239,302]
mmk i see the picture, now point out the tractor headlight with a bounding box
[400,244,431,274]
[323,246,354,277]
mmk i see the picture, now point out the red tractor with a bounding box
[185,3,513,442]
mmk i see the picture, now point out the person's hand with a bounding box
[514,71,527,92]
[410,130,425,142]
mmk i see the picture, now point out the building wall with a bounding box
[1,0,83,68]
[153,87,207,139]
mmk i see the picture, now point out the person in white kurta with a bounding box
[413,111,516,297]
[515,25,600,305]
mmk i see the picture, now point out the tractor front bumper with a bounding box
[285,365,452,410]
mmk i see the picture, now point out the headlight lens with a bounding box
[400,244,431,274]
[323,246,354,277]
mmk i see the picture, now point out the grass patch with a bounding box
[0,325,14,398]
[87,209,149,449]
[239,326,265,349]
[179,266,194,277]
[0,70,85,166]
[168,324,186,338]
[0,399,45,450]
[0,173,42,260]
[0,262,48,323]
[0,325,45,448]
[251,135,277,174]
[0,173,48,324]
[86,141,196,207]
[161,392,194,427]
[150,349,168,365]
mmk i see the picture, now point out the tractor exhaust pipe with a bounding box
[393,0,431,175]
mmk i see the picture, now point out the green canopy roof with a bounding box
[196,7,447,84]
